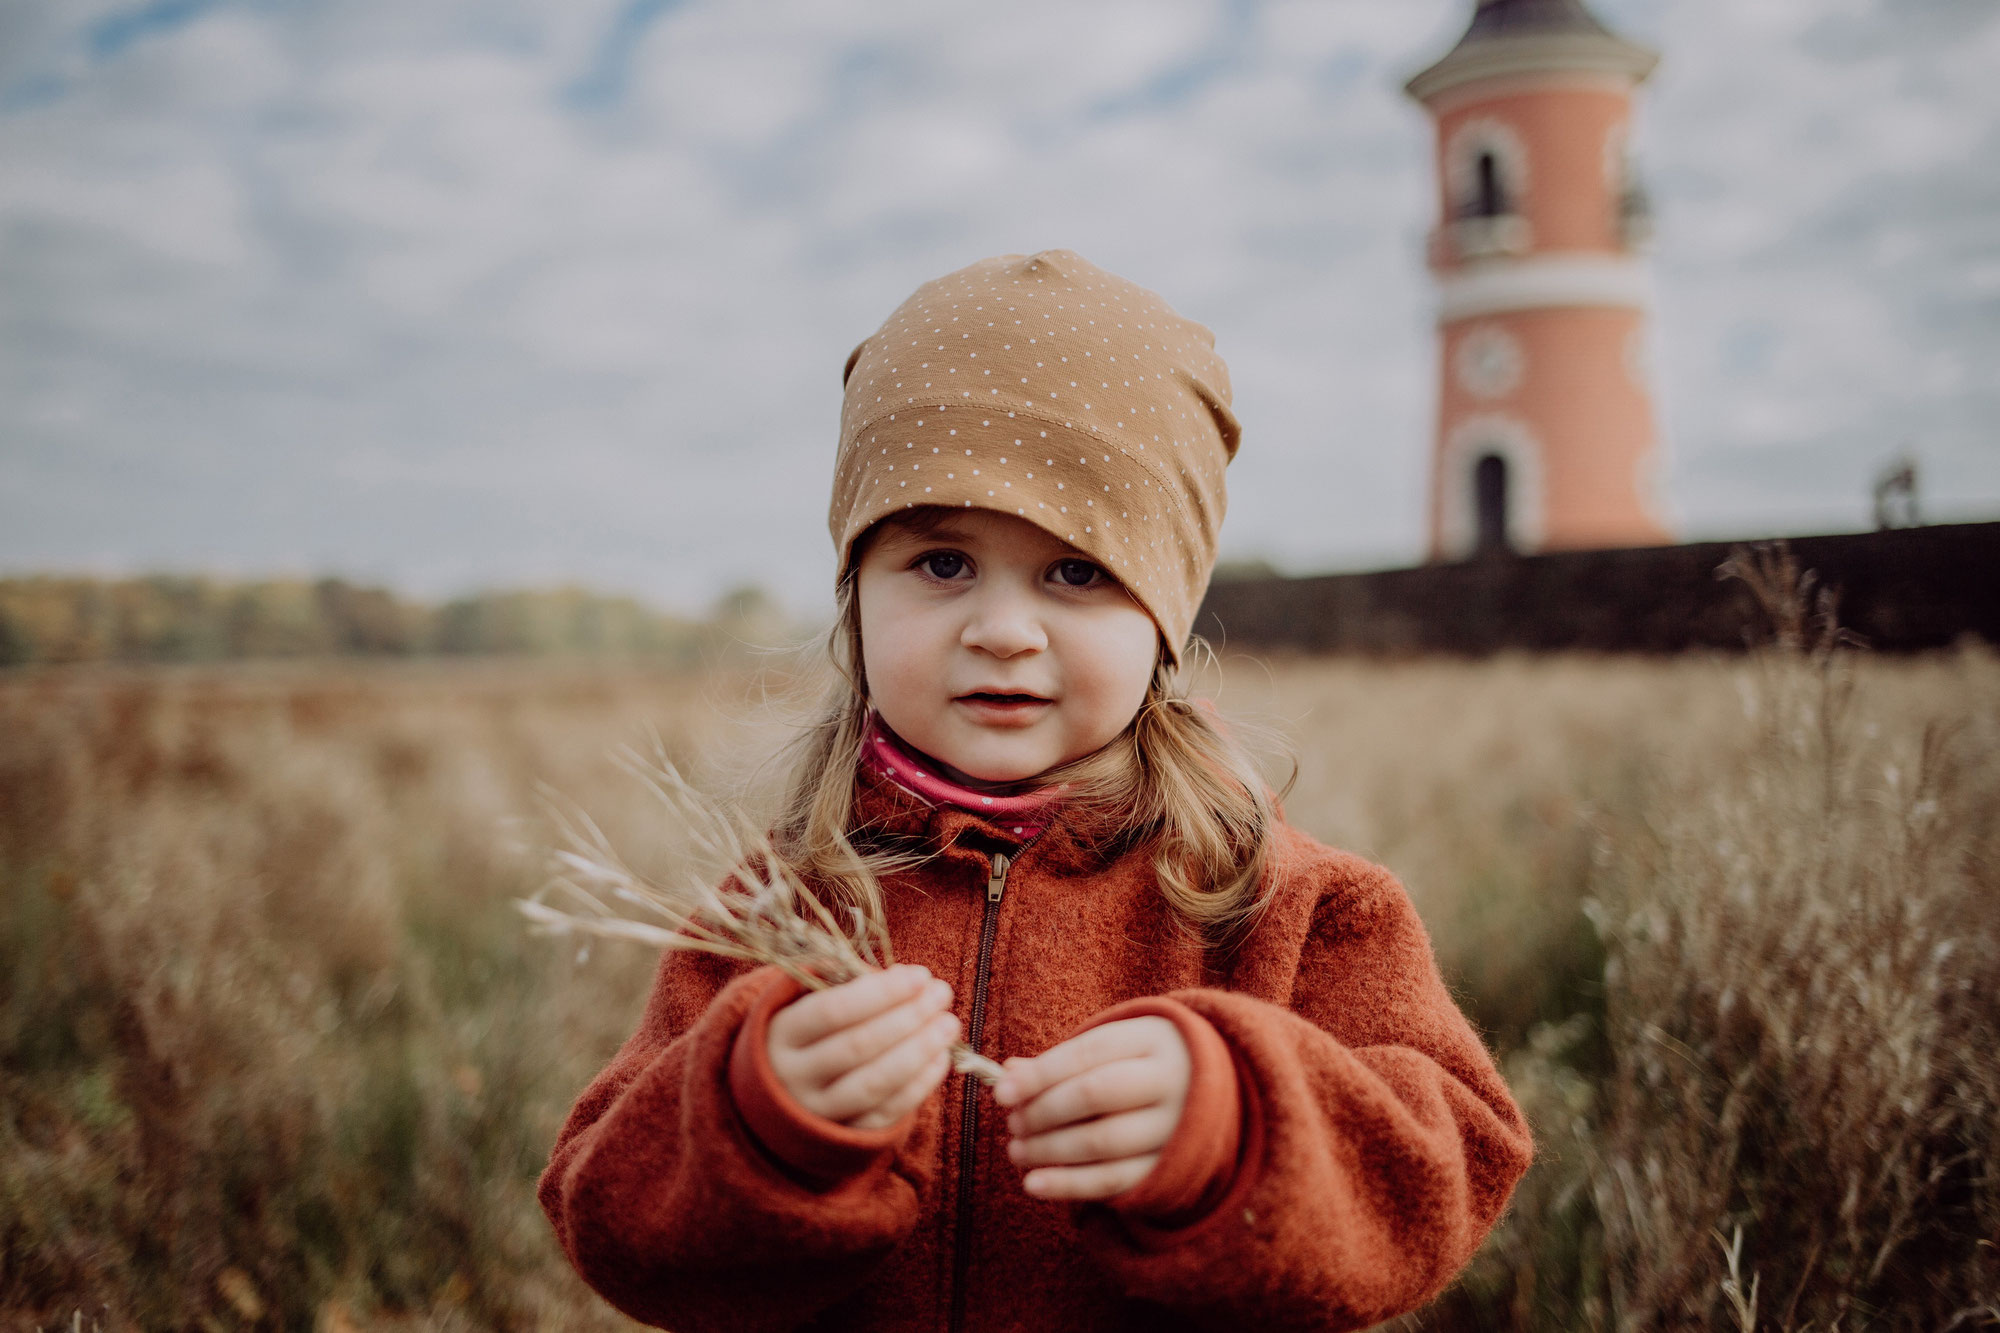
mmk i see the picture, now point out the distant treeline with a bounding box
[0,575,790,667]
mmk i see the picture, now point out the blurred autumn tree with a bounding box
[0,576,776,666]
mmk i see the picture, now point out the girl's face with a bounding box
[854,508,1160,786]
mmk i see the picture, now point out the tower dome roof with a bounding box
[1464,0,1615,40]
[1405,0,1657,103]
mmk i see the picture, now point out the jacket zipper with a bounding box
[948,849,1010,1333]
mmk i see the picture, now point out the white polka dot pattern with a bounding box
[828,249,1241,663]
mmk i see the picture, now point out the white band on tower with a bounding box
[1436,253,1652,323]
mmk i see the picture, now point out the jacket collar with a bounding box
[848,753,1114,879]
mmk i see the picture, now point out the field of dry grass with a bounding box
[3,616,1996,1328]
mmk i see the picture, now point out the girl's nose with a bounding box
[960,586,1048,658]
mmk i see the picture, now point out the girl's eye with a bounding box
[919,551,966,580]
[1052,558,1104,588]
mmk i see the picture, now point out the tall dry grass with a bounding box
[2,578,1995,1329]
[1343,553,2000,1332]
[1572,555,2000,1331]
[0,663,780,1331]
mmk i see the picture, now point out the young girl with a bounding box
[540,250,1532,1332]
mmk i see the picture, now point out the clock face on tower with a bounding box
[1455,325,1524,399]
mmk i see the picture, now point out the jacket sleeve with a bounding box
[1075,861,1534,1331]
[538,952,928,1331]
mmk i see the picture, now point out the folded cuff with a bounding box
[727,972,910,1189]
[1076,995,1245,1227]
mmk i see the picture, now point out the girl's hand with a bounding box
[767,964,960,1130]
[993,1016,1190,1201]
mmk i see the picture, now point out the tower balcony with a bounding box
[1428,211,1533,269]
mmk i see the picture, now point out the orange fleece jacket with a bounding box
[539,766,1533,1332]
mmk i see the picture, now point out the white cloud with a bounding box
[0,0,1995,610]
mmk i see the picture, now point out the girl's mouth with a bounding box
[954,692,1053,722]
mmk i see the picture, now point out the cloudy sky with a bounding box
[3,0,1996,616]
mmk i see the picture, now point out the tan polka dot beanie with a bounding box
[830,248,1241,664]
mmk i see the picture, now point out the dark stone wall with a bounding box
[1193,522,2000,656]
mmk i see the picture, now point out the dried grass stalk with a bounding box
[1582,541,2000,1328]
[517,740,1005,1085]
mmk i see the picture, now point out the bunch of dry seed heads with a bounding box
[516,743,1006,1086]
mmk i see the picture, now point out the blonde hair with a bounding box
[769,538,1293,941]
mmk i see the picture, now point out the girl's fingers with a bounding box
[992,1021,1152,1108]
[813,1009,961,1123]
[847,1049,953,1131]
[791,979,952,1088]
[772,965,933,1049]
[1005,1055,1168,1137]
[1020,1154,1159,1202]
[1007,1105,1177,1168]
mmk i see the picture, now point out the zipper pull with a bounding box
[987,851,1010,903]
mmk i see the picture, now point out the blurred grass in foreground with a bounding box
[3,578,1997,1329]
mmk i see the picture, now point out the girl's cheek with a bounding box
[861,606,937,698]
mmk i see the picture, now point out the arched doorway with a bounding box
[1440,413,1543,560]
[1473,452,1511,555]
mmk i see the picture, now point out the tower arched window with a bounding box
[1444,120,1527,235]
[1604,124,1653,249]
[1474,151,1507,218]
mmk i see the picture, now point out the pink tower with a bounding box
[1406,0,1673,560]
